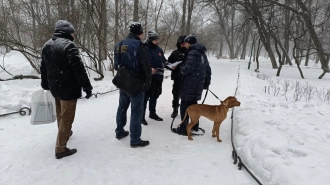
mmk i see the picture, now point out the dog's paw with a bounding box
[188,136,193,140]
[212,134,216,138]
[217,139,222,142]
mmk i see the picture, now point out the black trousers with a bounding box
[142,79,162,118]
[172,79,181,108]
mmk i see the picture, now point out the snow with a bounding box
[1,51,330,185]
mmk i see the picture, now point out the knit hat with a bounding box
[55,20,75,34]
[184,34,197,44]
[147,30,159,41]
[129,22,143,35]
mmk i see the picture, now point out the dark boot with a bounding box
[55,148,77,159]
[172,127,187,136]
[130,140,150,148]
[141,118,148,125]
[192,123,199,132]
[171,107,178,118]
[149,113,163,121]
[116,131,129,140]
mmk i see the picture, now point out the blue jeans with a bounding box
[115,90,144,144]
[179,100,199,131]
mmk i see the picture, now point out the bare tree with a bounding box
[264,0,330,78]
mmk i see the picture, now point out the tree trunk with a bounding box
[86,0,91,50]
[114,0,119,44]
[283,0,291,65]
[44,0,52,32]
[133,0,139,22]
[304,37,312,66]
[240,29,249,60]
[249,0,278,68]
[101,0,107,61]
[255,39,261,72]
[219,37,223,58]
[30,0,37,50]
[186,0,194,34]
[275,41,283,76]
[144,0,150,35]
[181,0,187,35]
[292,37,305,79]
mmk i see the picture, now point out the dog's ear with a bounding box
[227,97,237,107]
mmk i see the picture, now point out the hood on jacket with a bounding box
[189,43,207,53]
[176,35,186,48]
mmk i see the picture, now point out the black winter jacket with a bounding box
[168,36,187,81]
[40,32,92,100]
[180,43,211,101]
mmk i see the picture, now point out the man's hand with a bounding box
[85,90,92,99]
[151,68,158,74]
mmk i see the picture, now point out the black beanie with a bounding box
[54,20,75,34]
[184,34,197,44]
[129,22,143,35]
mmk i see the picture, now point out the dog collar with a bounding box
[220,101,229,108]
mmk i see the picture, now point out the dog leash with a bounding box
[208,89,220,101]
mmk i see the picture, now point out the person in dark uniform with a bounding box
[141,30,166,125]
[167,35,187,118]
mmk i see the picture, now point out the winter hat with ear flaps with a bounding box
[147,30,159,41]
[184,34,197,44]
[55,20,75,34]
[129,22,144,35]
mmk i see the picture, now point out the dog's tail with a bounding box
[177,109,189,127]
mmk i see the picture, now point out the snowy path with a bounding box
[0,60,256,185]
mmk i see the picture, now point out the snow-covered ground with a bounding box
[1,51,330,185]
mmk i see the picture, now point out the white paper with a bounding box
[167,61,182,68]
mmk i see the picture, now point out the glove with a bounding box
[203,80,210,90]
[85,90,92,99]
[41,84,49,90]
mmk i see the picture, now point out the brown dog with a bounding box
[179,96,241,142]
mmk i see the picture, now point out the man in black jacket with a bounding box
[40,20,93,159]
[167,35,186,118]
[114,23,152,147]
[172,34,212,135]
